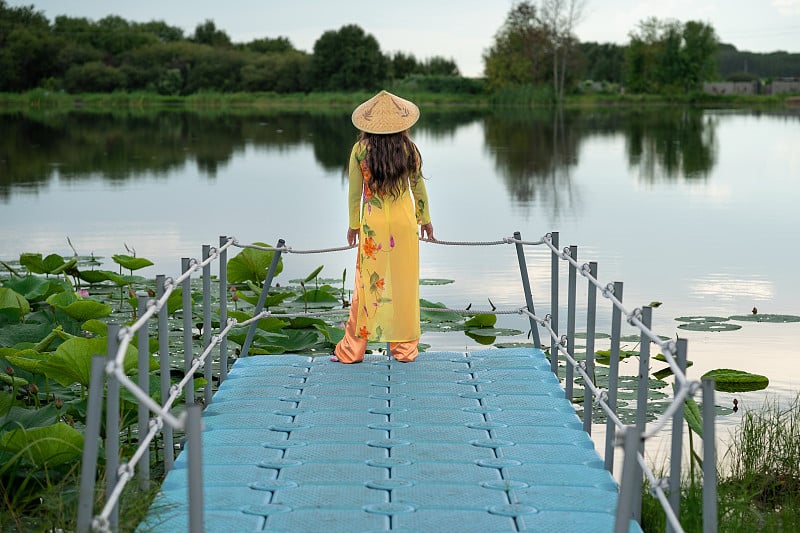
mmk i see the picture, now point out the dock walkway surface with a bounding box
[138,347,643,532]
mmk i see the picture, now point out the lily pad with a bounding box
[419,278,455,286]
[466,328,524,337]
[574,332,611,339]
[702,368,769,393]
[465,331,496,345]
[678,322,742,332]
[464,314,497,328]
[674,316,730,323]
[728,314,800,323]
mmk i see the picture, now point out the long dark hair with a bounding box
[360,131,422,199]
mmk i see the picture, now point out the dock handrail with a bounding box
[76,231,716,533]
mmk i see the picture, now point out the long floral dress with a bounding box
[347,141,431,343]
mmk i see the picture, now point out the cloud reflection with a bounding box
[689,274,774,301]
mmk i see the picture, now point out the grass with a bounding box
[641,393,800,532]
[0,88,795,111]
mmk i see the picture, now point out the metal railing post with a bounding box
[187,404,205,533]
[181,258,194,405]
[156,274,174,472]
[633,305,653,523]
[105,323,120,530]
[202,244,212,406]
[565,245,577,401]
[667,338,689,533]
[702,377,717,533]
[76,355,107,533]
[604,281,623,473]
[242,238,285,356]
[218,236,229,384]
[583,261,598,434]
[615,425,640,533]
[136,292,151,491]
[512,231,541,349]
[549,232,560,374]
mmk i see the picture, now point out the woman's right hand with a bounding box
[347,228,359,247]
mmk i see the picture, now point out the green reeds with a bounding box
[641,393,800,532]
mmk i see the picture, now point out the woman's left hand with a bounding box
[420,223,435,241]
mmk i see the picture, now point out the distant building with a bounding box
[766,78,800,94]
[703,81,759,95]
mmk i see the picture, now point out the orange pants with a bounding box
[334,288,418,364]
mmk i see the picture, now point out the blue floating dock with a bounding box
[138,348,643,532]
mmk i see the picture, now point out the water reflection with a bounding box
[624,108,717,182]
[483,108,580,210]
[0,106,721,202]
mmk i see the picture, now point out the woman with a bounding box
[333,90,434,364]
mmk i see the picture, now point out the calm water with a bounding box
[2,106,799,444]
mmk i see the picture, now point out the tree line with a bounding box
[0,1,471,95]
[1,0,798,98]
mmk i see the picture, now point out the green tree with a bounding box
[483,1,551,91]
[311,24,386,91]
[192,19,231,48]
[421,56,460,76]
[240,50,312,92]
[244,36,294,54]
[578,42,625,83]
[389,51,419,80]
[624,17,717,94]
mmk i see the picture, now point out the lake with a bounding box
[1,105,799,447]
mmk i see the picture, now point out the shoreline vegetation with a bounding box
[1,88,798,111]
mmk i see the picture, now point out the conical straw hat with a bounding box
[351,90,420,134]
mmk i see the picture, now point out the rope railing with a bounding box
[77,230,713,533]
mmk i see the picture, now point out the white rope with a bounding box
[543,234,688,388]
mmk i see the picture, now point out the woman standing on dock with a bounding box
[333,90,434,364]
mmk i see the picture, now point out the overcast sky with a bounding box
[10,0,800,77]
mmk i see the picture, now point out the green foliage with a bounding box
[311,24,386,91]
[624,17,718,94]
[483,2,552,92]
[702,369,769,392]
[227,243,284,285]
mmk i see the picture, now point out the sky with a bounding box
[9,0,800,77]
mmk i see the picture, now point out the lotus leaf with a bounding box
[683,395,703,437]
[0,288,30,321]
[303,265,324,283]
[227,243,283,285]
[464,314,497,328]
[56,300,113,322]
[466,328,524,337]
[46,290,78,308]
[5,350,48,374]
[674,316,729,323]
[42,337,138,387]
[288,317,328,329]
[227,311,287,332]
[574,332,611,339]
[678,322,741,332]
[0,372,28,387]
[104,272,145,286]
[19,253,47,274]
[419,278,455,285]
[728,314,800,323]
[465,331,496,345]
[295,289,339,304]
[2,276,61,303]
[0,320,56,348]
[702,368,769,393]
[81,319,108,336]
[112,254,154,271]
[0,403,60,431]
[0,422,83,468]
[77,270,112,284]
[420,299,463,322]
